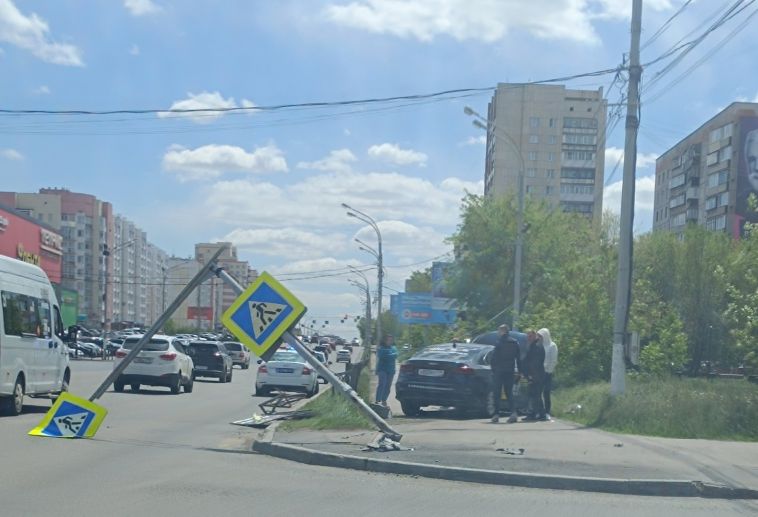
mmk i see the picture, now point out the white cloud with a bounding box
[271,257,360,276]
[355,220,451,261]
[219,228,347,259]
[605,147,658,178]
[297,149,357,173]
[460,135,486,146]
[124,0,161,16]
[0,0,83,66]
[1,148,23,160]
[603,175,655,234]
[158,91,257,123]
[162,143,288,182]
[129,44,140,56]
[368,143,427,166]
[590,0,673,20]
[204,169,481,230]
[32,85,50,95]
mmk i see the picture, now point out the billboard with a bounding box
[736,116,758,235]
[391,292,457,325]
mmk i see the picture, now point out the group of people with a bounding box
[490,324,558,423]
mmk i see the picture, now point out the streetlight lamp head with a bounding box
[473,120,487,130]
[464,106,475,116]
[341,203,350,209]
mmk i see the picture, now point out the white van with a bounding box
[0,255,71,415]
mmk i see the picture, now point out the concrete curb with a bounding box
[252,440,758,500]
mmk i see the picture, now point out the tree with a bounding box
[405,269,432,293]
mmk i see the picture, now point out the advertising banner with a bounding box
[391,292,457,325]
[736,116,758,236]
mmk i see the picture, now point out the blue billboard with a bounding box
[391,292,458,325]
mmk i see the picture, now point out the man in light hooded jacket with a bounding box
[539,328,558,419]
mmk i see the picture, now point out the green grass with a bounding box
[553,376,758,441]
[279,367,374,431]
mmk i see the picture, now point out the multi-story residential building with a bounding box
[161,257,205,330]
[0,189,168,329]
[653,102,758,238]
[484,83,607,223]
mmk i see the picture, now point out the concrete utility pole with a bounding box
[611,0,643,396]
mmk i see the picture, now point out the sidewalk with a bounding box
[253,379,758,499]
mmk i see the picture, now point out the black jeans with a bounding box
[543,372,553,414]
[491,371,515,415]
[528,377,545,418]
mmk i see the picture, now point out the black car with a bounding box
[395,342,494,417]
[186,341,233,383]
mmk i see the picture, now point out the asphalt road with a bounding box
[1,355,756,517]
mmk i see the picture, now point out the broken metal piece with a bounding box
[496,447,525,455]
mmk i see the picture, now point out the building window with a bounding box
[563,150,595,161]
[561,167,595,180]
[561,201,593,213]
[670,174,685,189]
[546,169,555,179]
[564,117,598,129]
[669,193,685,208]
[525,185,533,194]
[709,124,733,143]
[529,117,540,128]
[705,196,717,210]
[528,151,538,161]
[719,191,729,206]
[529,134,539,144]
[526,168,537,177]
[549,118,556,128]
[547,152,556,162]
[707,170,729,187]
[721,146,732,162]
[706,215,727,231]
[546,186,554,195]
[563,133,596,145]
[560,184,594,195]
[548,135,557,144]
[706,151,719,166]
[671,213,686,227]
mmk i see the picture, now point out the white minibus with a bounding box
[0,255,71,415]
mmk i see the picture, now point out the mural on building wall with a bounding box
[736,116,758,236]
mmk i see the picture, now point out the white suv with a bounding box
[113,335,194,394]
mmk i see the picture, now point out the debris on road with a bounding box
[361,435,413,452]
[496,447,525,456]
[231,411,313,428]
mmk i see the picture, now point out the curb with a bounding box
[251,440,758,500]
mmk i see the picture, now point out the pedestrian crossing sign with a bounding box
[28,392,108,439]
[221,272,306,360]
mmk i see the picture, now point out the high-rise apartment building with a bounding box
[485,83,607,222]
[653,102,758,238]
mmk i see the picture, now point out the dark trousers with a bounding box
[528,377,545,418]
[543,372,553,414]
[491,371,515,415]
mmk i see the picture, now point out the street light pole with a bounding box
[349,266,372,350]
[465,106,526,327]
[342,204,383,353]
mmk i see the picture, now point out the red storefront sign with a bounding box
[0,207,62,284]
[187,306,213,321]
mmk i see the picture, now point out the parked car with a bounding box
[113,335,194,394]
[77,341,103,358]
[186,341,233,382]
[336,349,352,363]
[314,344,330,357]
[222,341,251,369]
[395,342,495,417]
[255,349,319,397]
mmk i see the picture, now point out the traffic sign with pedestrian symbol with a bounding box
[221,272,306,360]
[28,392,108,439]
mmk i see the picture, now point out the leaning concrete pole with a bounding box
[612,0,643,396]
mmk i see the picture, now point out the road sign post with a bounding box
[217,268,402,442]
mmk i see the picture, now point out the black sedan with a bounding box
[186,341,233,383]
[395,342,494,417]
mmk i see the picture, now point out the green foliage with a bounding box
[405,269,432,293]
[553,376,758,441]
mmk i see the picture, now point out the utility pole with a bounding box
[611,0,642,396]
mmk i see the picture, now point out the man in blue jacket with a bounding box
[375,334,398,407]
[490,324,521,423]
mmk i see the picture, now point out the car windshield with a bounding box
[270,351,304,363]
[122,339,170,352]
[413,345,487,362]
[188,343,219,354]
[223,343,242,351]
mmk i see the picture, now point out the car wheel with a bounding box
[243,362,249,370]
[52,370,71,403]
[400,400,421,417]
[114,379,124,393]
[170,373,182,394]
[255,386,269,397]
[130,383,140,392]
[184,373,194,393]
[219,369,226,383]
[227,367,233,382]
[2,376,25,416]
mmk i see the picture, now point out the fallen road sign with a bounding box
[28,392,108,439]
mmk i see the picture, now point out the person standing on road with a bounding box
[375,334,398,407]
[523,330,546,422]
[540,327,558,420]
[490,324,521,423]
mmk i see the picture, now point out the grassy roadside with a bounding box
[279,365,374,431]
[553,376,758,441]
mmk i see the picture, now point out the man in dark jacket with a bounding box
[490,324,521,423]
[523,330,546,421]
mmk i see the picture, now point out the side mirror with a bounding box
[257,359,263,364]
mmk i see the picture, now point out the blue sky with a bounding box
[2,0,757,338]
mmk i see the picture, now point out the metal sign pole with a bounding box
[89,247,228,402]
[215,268,402,441]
